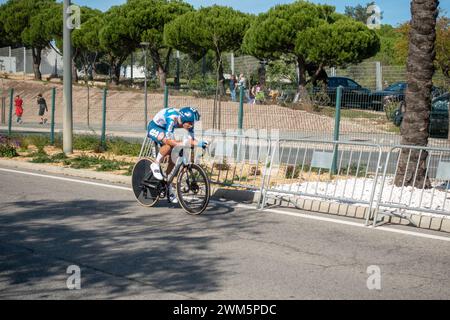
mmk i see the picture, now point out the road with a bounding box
[1,166,450,300]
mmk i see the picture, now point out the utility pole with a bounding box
[63,0,74,154]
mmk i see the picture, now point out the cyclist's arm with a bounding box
[162,118,199,147]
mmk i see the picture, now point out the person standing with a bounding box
[238,74,251,103]
[229,75,237,102]
[14,95,23,124]
[37,93,48,125]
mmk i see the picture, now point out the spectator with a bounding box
[238,73,246,88]
[14,95,23,124]
[37,93,48,125]
[249,83,257,105]
[238,74,252,104]
[229,75,237,102]
[254,83,265,104]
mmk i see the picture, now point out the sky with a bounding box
[68,0,450,27]
[0,0,449,27]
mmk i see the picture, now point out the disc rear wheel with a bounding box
[132,158,160,207]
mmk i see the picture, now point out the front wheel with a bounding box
[176,164,210,215]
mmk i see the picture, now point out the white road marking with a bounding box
[2,167,450,242]
[237,204,450,242]
[0,167,133,191]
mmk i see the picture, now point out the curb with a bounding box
[263,194,450,234]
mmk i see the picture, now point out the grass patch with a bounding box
[10,134,63,150]
[320,107,383,120]
[30,149,53,163]
[96,161,123,172]
[67,155,103,169]
[73,135,102,151]
[51,152,68,161]
[63,154,133,171]
[124,164,134,176]
[106,138,141,156]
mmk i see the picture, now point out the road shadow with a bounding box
[0,197,265,299]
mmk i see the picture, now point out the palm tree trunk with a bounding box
[394,0,439,188]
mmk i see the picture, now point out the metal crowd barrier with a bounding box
[199,132,272,191]
[373,145,450,226]
[138,130,273,191]
[139,135,158,159]
[137,131,450,229]
[260,139,384,223]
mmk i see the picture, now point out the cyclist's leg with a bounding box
[157,143,175,174]
[157,142,178,203]
[147,122,167,180]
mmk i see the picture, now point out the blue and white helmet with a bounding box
[179,107,200,123]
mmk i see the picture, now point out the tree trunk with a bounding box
[31,47,42,80]
[112,63,121,86]
[215,52,225,96]
[151,50,169,89]
[157,64,166,88]
[395,0,438,188]
[307,63,328,86]
[72,49,79,83]
[258,61,267,88]
[72,58,78,83]
[294,56,308,103]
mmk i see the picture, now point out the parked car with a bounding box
[371,82,447,111]
[393,93,450,138]
[316,77,373,109]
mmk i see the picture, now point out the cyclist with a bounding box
[147,106,208,203]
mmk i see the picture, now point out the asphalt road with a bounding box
[1,166,450,300]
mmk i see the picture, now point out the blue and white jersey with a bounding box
[151,108,194,139]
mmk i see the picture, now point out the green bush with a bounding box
[69,155,103,169]
[67,155,132,171]
[338,163,368,177]
[0,135,19,158]
[73,135,102,151]
[385,101,401,121]
[285,165,301,179]
[213,160,231,171]
[51,153,68,161]
[0,143,18,158]
[107,138,141,156]
[96,161,122,172]
[28,135,50,149]
[285,164,330,179]
[30,154,53,163]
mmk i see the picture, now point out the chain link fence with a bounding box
[0,46,62,76]
[1,48,449,148]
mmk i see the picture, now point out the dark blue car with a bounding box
[372,82,446,111]
[316,77,373,109]
[393,93,450,138]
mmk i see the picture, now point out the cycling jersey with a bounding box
[147,108,194,145]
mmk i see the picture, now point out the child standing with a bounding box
[14,95,23,124]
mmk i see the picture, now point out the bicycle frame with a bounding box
[164,147,191,185]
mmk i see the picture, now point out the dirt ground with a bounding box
[0,78,390,134]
